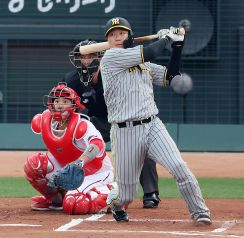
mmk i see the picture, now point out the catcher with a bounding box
[24,82,114,214]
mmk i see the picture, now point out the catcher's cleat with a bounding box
[112,209,129,222]
[143,192,160,209]
[31,196,63,211]
[193,214,212,226]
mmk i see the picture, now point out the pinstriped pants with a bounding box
[110,116,210,217]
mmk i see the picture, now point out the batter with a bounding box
[100,17,211,225]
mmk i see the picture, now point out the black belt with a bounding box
[117,116,154,128]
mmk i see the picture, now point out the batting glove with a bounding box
[166,27,185,42]
[157,29,170,39]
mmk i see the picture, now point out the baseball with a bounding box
[170,73,193,95]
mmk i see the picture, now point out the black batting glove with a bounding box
[123,34,134,49]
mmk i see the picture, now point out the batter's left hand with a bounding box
[157,29,170,39]
[123,34,134,49]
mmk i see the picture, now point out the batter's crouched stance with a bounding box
[101,17,212,225]
[24,83,114,214]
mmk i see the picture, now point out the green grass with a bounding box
[0,177,36,197]
[1,177,244,199]
[137,178,244,199]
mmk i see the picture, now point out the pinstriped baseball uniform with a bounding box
[100,45,210,218]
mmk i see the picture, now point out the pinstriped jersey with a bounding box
[100,45,167,123]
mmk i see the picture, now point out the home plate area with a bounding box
[56,214,243,238]
[1,198,244,238]
[54,199,244,238]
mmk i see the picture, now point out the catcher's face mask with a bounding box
[69,40,102,86]
[43,82,85,122]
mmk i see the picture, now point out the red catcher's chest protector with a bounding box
[41,110,82,166]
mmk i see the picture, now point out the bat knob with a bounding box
[178,27,186,36]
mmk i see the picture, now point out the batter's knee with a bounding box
[172,161,196,182]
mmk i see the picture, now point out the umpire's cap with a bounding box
[105,17,133,37]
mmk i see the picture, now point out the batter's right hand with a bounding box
[157,29,170,39]
[166,27,185,42]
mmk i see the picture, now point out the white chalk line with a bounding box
[212,221,237,233]
[0,224,42,227]
[55,216,244,237]
[65,229,244,238]
[55,214,105,231]
[95,218,242,224]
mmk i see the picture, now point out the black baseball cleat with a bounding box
[112,209,129,222]
[143,192,161,208]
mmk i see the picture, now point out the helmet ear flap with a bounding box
[74,96,86,110]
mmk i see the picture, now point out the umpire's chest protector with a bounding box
[41,110,82,166]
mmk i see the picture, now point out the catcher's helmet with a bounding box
[105,17,133,37]
[69,39,102,86]
[43,82,85,122]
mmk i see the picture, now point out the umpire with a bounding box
[63,39,160,208]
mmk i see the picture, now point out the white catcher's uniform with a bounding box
[101,46,210,218]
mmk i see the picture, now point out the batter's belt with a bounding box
[117,116,155,128]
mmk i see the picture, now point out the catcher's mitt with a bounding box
[48,163,84,191]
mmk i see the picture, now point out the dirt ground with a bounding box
[1,151,244,178]
[0,151,244,238]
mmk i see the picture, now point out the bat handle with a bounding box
[133,28,185,44]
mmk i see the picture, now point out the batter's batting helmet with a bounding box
[105,17,133,37]
[69,39,102,86]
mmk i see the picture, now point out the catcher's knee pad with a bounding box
[24,152,54,184]
[24,153,65,203]
[24,152,55,196]
[63,193,91,215]
[63,187,110,215]
[87,187,108,213]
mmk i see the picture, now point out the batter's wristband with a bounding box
[83,144,100,161]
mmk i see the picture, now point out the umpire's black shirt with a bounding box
[63,70,108,119]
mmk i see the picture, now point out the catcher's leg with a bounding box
[63,185,112,214]
[24,152,64,210]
